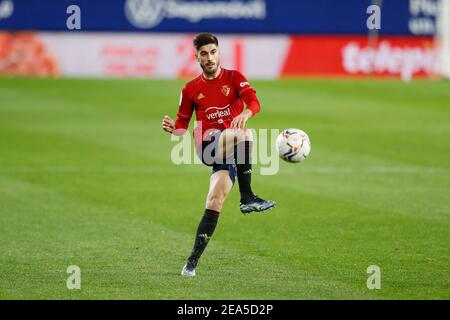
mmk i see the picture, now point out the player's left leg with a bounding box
[217,128,276,215]
[233,129,256,199]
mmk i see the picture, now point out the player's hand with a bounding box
[231,109,252,129]
[162,115,175,133]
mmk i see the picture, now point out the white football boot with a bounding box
[181,263,196,277]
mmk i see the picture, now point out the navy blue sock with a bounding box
[235,141,254,201]
[188,209,220,267]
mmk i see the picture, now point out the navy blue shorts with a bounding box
[196,130,237,184]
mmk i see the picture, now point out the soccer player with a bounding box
[161,33,276,277]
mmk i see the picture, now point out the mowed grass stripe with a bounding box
[0,77,449,299]
[0,175,380,299]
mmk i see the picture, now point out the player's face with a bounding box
[196,44,220,76]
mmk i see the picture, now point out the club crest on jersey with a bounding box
[221,85,230,97]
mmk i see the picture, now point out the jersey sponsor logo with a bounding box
[221,85,230,96]
[240,81,250,87]
[205,105,231,122]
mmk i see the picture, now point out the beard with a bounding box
[201,62,219,75]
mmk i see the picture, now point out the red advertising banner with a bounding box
[0,32,440,80]
[281,36,437,80]
[0,32,59,77]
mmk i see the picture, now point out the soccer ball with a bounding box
[276,128,311,163]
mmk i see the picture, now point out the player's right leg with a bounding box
[182,170,233,277]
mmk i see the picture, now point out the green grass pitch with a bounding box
[0,77,449,299]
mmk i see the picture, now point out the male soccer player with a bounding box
[161,33,276,277]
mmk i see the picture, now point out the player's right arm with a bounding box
[161,86,194,136]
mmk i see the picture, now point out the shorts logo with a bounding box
[221,85,230,96]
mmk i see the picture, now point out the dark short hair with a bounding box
[193,33,219,51]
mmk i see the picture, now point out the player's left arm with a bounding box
[231,71,261,129]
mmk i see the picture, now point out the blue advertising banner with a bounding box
[0,0,440,35]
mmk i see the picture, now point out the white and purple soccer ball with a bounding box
[276,128,311,163]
